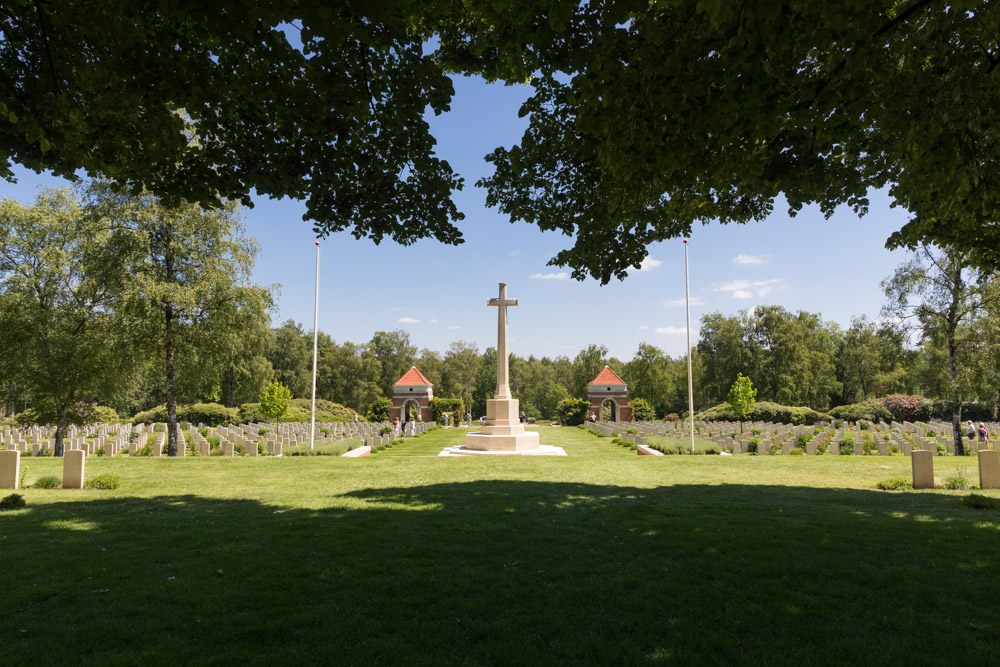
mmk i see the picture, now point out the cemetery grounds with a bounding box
[2,423,999,665]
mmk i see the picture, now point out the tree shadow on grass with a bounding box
[1,482,998,665]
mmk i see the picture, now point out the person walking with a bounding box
[979,422,989,447]
[966,420,976,442]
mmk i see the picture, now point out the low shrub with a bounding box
[629,398,655,421]
[258,428,269,436]
[936,443,948,456]
[627,427,638,435]
[380,426,393,436]
[768,443,781,455]
[747,438,761,454]
[862,432,877,456]
[198,427,209,438]
[858,419,871,430]
[704,447,720,455]
[962,493,1000,510]
[889,445,900,454]
[751,427,762,436]
[84,474,121,490]
[876,477,912,490]
[135,444,152,457]
[944,474,970,490]
[33,475,61,489]
[0,493,27,510]
[796,434,812,447]
[207,436,220,449]
[815,441,829,455]
[319,427,331,436]
[838,436,855,455]
[788,448,804,455]
[557,398,591,426]
[665,413,680,421]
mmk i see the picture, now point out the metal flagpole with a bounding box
[684,239,695,455]
[310,240,320,450]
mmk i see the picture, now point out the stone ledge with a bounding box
[341,446,372,458]
[439,444,567,457]
[637,444,664,456]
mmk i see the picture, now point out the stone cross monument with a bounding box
[488,282,517,400]
[466,282,541,452]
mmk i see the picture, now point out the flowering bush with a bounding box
[879,394,931,421]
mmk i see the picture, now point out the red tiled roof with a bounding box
[588,365,626,385]
[394,366,433,386]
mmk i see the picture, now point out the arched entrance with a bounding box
[402,399,421,422]
[601,399,617,422]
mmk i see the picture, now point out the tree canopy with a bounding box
[4,2,1000,281]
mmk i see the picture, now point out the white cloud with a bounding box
[662,296,705,308]
[732,254,766,265]
[638,325,649,331]
[635,257,663,272]
[531,272,570,280]
[428,318,439,324]
[448,325,461,330]
[655,326,688,335]
[714,278,783,299]
[397,317,419,324]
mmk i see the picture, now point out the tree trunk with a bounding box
[166,301,177,456]
[948,262,964,457]
[228,378,236,409]
[165,222,178,457]
[54,405,68,457]
[952,399,963,457]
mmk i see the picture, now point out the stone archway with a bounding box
[601,399,617,422]
[402,398,421,422]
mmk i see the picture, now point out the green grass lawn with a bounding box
[2,426,998,664]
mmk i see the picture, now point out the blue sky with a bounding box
[0,75,911,360]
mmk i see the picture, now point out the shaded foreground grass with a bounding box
[2,428,999,665]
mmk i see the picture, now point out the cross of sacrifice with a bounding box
[487,282,518,400]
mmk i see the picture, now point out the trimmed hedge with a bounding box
[132,403,239,426]
[828,400,893,423]
[878,394,993,422]
[698,401,830,425]
[241,398,360,424]
[429,398,465,424]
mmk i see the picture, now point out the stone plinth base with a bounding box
[439,444,566,457]
[342,446,371,458]
[466,397,541,452]
[465,430,540,451]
